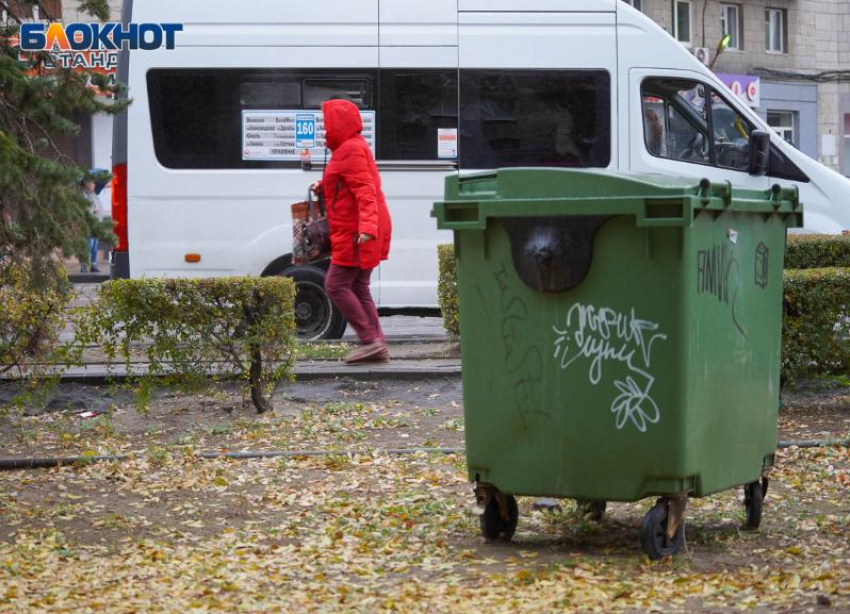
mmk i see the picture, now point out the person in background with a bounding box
[94,176,113,266]
[81,179,103,273]
[644,108,664,156]
[312,98,392,364]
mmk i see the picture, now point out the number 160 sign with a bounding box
[295,115,316,149]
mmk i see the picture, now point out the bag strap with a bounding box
[306,188,322,218]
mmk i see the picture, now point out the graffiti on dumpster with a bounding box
[494,262,545,427]
[754,242,769,289]
[552,303,667,433]
[696,243,747,338]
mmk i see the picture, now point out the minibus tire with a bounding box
[280,265,347,341]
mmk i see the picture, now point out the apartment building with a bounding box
[627,0,850,175]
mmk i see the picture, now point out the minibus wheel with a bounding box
[280,265,347,341]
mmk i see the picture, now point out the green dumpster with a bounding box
[432,169,803,558]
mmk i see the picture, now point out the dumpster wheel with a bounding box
[641,499,686,560]
[479,492,519,542]
[743,478,767,530]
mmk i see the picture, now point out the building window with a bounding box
[621,0,642,11]
[766,8,787,53]
[768,111,796,146]
[673,1,693,46]
[720,4,742,50]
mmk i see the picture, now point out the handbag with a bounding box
[292,187,330,266]
[292,180,341,266]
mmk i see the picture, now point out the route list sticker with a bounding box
[242,110,376,162]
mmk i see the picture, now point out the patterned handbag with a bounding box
[292,187,330,266]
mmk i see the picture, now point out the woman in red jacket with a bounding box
[313,99,392,363]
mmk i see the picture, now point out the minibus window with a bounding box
[666,102,710,164]
[459,70,611,169]
[240,82,301,108]
[641,80,710,165]
[768,143,810,182]
[710,89,752,172]
[148,69,376,169]
[379,69,458,161]
[149,72,218,166]
[304,80,371,109]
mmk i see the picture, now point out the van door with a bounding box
[629,69,769,191]
[376,0,459,309]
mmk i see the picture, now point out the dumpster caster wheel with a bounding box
[641,502,685,560]
[576,500,607,521]
[743,480,765,530]
[480,494,518,542]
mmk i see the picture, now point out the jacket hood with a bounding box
[322,99,363,151]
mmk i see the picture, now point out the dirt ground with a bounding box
[0,378,848,613]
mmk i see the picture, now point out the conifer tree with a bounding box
[1,0,125,287]
[1,0,126,372]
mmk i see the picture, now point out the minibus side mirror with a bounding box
[748,130,770,176]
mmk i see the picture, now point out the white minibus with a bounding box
[112,0,850,339]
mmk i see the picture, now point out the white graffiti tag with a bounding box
[552,304,668,433]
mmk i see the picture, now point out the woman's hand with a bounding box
[358,233,374,244]
[310,182,322,195]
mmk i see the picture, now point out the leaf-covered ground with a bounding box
[1,379,849,613]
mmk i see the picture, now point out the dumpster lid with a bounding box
[443,168,793,201]
[433,168,803,231]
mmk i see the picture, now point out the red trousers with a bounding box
[325,264,384,344]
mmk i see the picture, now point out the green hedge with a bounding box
[74,277,297,413]
[437,244,459,338]
[785,235,850,269]
[437,244,850,385]
[0,263,68,378]
[782,267,850,383]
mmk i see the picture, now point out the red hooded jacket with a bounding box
[318,99,392,270]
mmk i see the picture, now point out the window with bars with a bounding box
[621,0,643,11]
[767,111,796,146]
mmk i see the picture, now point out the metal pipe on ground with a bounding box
[0,447,465,471]
[0,440,845,472]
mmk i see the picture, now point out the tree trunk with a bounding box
[244,297,272,414]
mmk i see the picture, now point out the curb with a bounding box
[67,273,110,284]
[40,361,462,386]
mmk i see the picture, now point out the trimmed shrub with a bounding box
[437,244,459,337]
[782,267,850,384]
[785,235,850,269]
[0,263,68,378]
[74,277,297,413]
